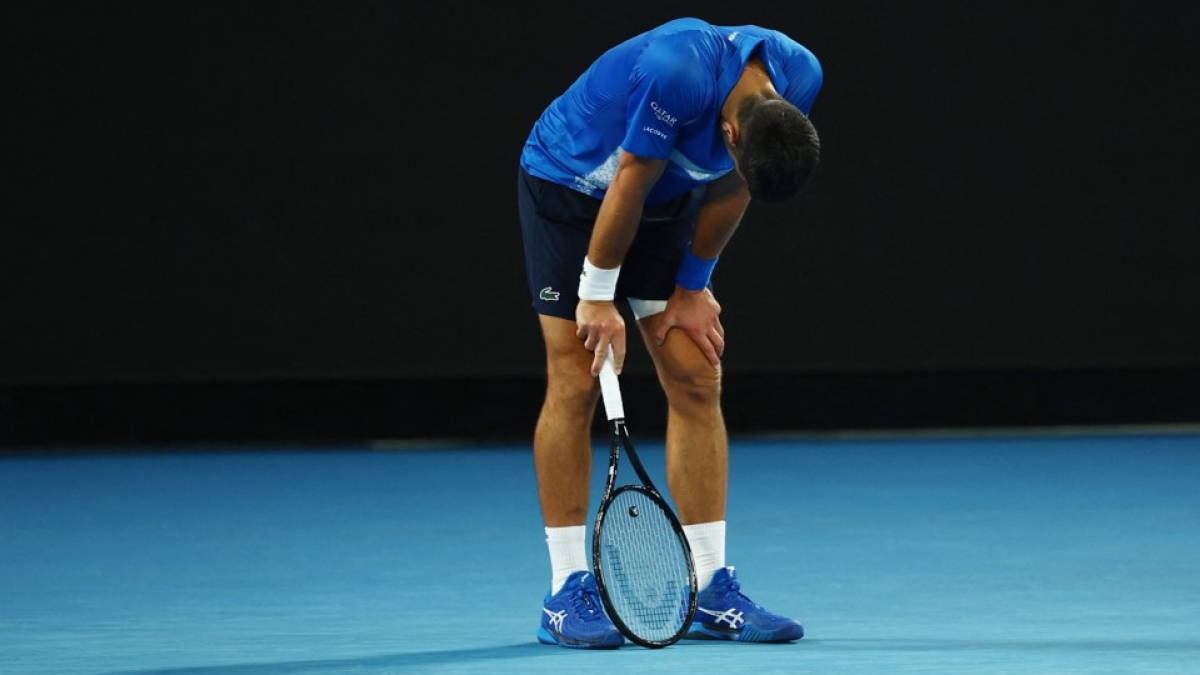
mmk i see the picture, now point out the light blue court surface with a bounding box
[2,431,1199,675]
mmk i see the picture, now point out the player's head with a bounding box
[730,96,821,203]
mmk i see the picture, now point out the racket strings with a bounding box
[598,488,693,642]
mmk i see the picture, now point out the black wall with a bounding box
[4,2,1198,446]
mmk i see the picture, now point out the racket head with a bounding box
[593,484,698,648]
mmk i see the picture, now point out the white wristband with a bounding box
[578,257,620,301]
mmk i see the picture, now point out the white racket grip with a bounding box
[598,349,625,421]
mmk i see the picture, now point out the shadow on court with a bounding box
[96,643,552,675]
[810,638,1200,653]
[90,637,1200,675]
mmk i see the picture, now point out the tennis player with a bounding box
[519,17,822,648]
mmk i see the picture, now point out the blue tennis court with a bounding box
[3,429,1198,674]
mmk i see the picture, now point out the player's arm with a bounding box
[651,168,752,366]
[577,151,668,376]
[689,166,752,261]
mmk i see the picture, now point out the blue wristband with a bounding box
[675,248,718,291]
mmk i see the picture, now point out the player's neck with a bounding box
[721,58,777,123]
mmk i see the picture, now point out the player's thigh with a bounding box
[539,314,602,399]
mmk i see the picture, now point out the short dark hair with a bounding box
[734,97,821,203]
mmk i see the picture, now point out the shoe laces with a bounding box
[571,583,607,622]
[725,573,742,593]
[714,572,766,611]
[710,569,742,597]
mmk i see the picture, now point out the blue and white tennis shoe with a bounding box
[684,566,804,642]
[537,571,625,649]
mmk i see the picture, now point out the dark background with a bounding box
[3,2,1198,448]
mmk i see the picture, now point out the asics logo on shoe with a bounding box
[543,608,567,633]
[698,607,745,628]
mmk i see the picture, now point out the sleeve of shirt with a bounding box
[620,37,712,159]
[780,41,824,115]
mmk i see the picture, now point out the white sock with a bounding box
[683,520,726,590]
[545,525,589,594]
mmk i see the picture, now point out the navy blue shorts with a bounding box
[518,168,703,320]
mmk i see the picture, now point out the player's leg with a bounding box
[633,312,728,527]
[519,168,623,649]
[618,190,732,597]
[532,315,623,648]
[534,315,600,529]
[633,307,729,591]
[633,307,804,643]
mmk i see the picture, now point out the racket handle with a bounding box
[599,348,625,421]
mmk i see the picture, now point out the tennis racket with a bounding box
[592,349,697,648]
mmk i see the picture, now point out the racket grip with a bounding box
[598,348,625,421]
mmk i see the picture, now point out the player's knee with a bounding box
[545,365,602,410]
[661,362,722,409]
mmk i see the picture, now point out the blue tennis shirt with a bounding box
[520,17,823,206]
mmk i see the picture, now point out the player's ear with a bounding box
[721,121,738,147]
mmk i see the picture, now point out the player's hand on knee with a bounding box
[655,288,724,367]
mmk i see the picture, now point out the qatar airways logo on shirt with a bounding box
[650,101,677,127]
